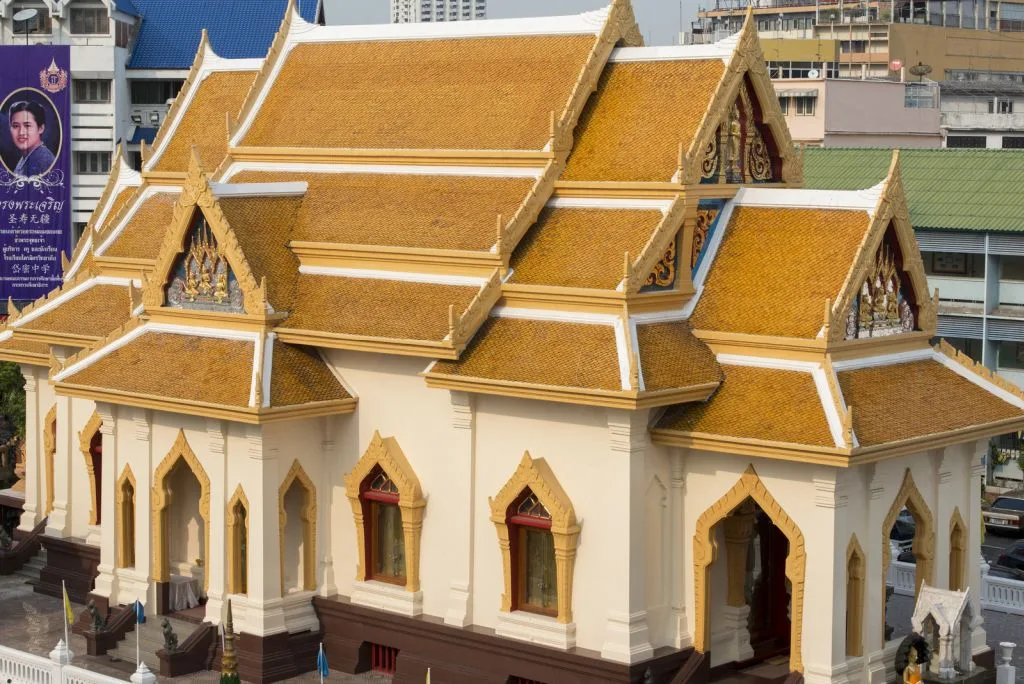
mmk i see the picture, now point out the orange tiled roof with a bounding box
[430,317,622,392]
[838,359,1024,447]
[636,322,721,392]
[17,284,132,340]
[690,206,868,338]
[241,35,597,150]
[509,207,663,290]
[228,170,535,251]
[279,275,480,342]
[101,192,180,261]
[152,70,257,173]
[657,364,834,447]
[562,59,725,182]
[0,335,50,364]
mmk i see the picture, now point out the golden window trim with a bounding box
[226,484,250,596]
[151,430,211,590]
[278,459,317,594]
[489,451,580,625]
[343,431,426,593]
[880,468,935,646]
[949,506,967,592]
[78,410,103,526]
[692,464,806,674]
[43,405,55,517]
[115,465,136,569]
[846,533,866,658]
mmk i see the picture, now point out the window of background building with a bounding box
[924,251,984,278]
[946,135,987,148]
[1001,256,1024,281]
[947,337,983,363]
[998,342,1024,370]
[11,5,52,33]
[1004,136,1024,149]
[796,96,815,116]
[73,80,110,104]
[115,19,134,48]
[74,152,110,175]
[129,80,183,105]
[778,96,789,114]
[72,222,87,247]
[70,7,109,34]
[989,99,1015,114]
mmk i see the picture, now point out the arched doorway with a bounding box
[279,461,316,595]
[881,469,934,644]
[693,466,806,674]
[79,411,103,526]
[226,486,249,596]
[152,431,210,615]
[43,406,55,517]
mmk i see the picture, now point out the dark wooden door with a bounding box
[748,512,791,661]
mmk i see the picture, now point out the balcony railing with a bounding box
[929,275,986,305]
[941,111,1024,131]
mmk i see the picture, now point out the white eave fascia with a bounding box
[11,277,122,328]
[490,305,620,326]
[546,196,673,211]
[715,353,820,373]
[53,322,261,383]
[613,316,632,391]
[221,161,545,179]
[210,181,308,198]
[298,264,487,287]
[829,347,933,372]
[231,5,607,147]
[736,185,882,217]
[610,43,732,64]
[95,185,182,257]
[932,350,1024,411]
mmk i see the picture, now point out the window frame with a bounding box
[69,6,110,35]
[361,466,407,586]
[73,79,111,104]
[508,490,558,617]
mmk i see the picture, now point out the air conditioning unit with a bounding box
[808,69,820,78]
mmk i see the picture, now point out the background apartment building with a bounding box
[940,78,1024,147]
[0,0,321,246]
[390,0,486,23]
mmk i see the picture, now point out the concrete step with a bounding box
[108,615,198,670]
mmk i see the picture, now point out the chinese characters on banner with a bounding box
[0,45,72,303]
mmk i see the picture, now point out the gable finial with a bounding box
[139,139,148,166]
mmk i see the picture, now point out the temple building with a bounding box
[1,1,1022,682]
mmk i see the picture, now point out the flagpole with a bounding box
[136,603,140,669]
[61,580,69,664]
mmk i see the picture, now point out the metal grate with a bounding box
[370,643,399,674]
[937,314,984,339]
[915,230,985,254]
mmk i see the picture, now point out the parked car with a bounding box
[890,508,916,552]
[983,497,1024,534]
[896,549,916,564]
[992,540,1024,580]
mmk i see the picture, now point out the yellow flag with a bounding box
[62,581,74,626]
[425,668,431,684]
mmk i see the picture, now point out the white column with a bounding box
[133,409,155,609]
[45,349,73,538]
[203,419,227,624]
[601,410,654,664]
[445,391,474,627]
[18,366,40,532]
[91,403,119,603]
[968,441,987,654]
[803,471,842,684]
[669,451,690,649]
[319,416,338,598]
[865,465,890,684]
[242,424,284,636]
[935,449,957,590]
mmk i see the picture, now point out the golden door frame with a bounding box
[278,460,317,595]
[692,465,806,673]
[116,465,137,569]
[489,451,581,625]
[343,431,426,592]
[846,534,866,658]
[225,485,250,595]
[151,430,211,590]
[78,411,103,526]
[949,507,968,592]
[43,405,55,517]
[880,468,934,645]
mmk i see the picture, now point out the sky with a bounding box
[322,0,694,47]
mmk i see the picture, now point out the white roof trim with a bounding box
[221,161,545,180]
[630,307,689,324]
[0,330,12,344]
[811,365,849,449]
[490,305,619,326]
[546,196,673,211]
[10,277,130,329]
[298,264,487,287]
[249,330,263,408]
[682,194,738,318]
[932,350,1024,411]
[231,4,608,147]
[146,40,262,172]
[54,322,261,383]
[830,347,933,372]
[736,183,883,217]
[210,181,308,198]
[610,40,735,64]
[613,316,632,391]
[629,319,644,392]
[262,332,275,408]
[87,156,142,237]
[716,353,820,372]
[64,235,92,282]
[95,185,183,257]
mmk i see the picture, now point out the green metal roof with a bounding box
[802,148,1024,233]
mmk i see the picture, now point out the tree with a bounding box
[0,362,25,488]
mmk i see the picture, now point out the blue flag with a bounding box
[135,599,145,624]
[317,642,329,678]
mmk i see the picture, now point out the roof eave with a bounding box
[649,428,854,466]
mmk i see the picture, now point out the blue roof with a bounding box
[127,0,320,70]
[128,126,157,144]
[113,0,139,18]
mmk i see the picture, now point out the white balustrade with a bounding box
[886,559,917,597]
[0,643,127,684]
[982,573,1024,617]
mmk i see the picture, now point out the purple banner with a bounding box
[0,45,72,303]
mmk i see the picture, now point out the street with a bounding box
[983,526,1020,566]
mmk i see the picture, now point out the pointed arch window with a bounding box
[846,536,865,657]
[227,487,249,596]
[362,465,406,585]
[116,467,136,569]
[509,489,557,616]
[950,509,967,592]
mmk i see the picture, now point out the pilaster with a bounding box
[45,348,73,538]
[319,417,337,598]
[865,464,889,684]
[934,448,957,590]
[91,403,119,602]
[968,441,987,653]
[600,409,653,664]
[445,391,474,627]
[804,469,842,679]
[669,451,690,649]
[18,366,40,531]
[204,419,227,624]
